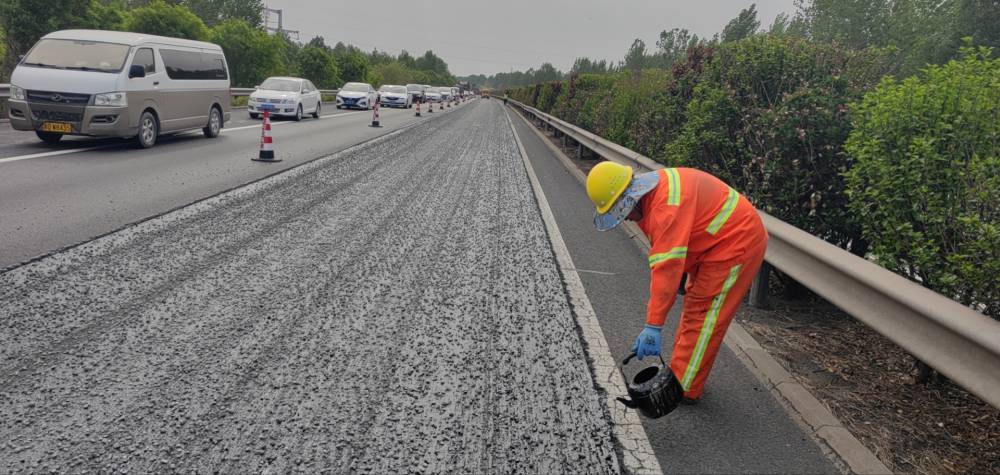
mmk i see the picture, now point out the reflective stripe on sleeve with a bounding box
[648,247,688,268]
[665,168,681,206]
[680,264,742,390]
[706,187,739,235]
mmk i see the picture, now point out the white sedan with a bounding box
[435,87,452,102]
[336,82,377,110]
[248,77,322,121]
[424,90,442,103]
[378,85,412,108]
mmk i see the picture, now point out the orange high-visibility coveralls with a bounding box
[637,168,768,399]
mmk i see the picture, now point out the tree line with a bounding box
[463,0,999,89]
[0,0,457,88]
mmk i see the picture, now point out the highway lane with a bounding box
[0,105,342,159]
[0,100,621,473]
[506,106,839,473]
[0,102,458,269]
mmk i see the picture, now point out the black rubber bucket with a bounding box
[616,352,683,419]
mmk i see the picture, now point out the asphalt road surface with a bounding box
[0,99,839,473]
[0,103,433,269]
[0,101,622,473]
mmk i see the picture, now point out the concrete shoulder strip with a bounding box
[507,105,892,475]
[503,107,662,475]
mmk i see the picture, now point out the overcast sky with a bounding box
[262,0,798,76]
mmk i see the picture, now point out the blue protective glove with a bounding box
[631,325,663,360]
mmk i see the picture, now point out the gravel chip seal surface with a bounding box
[0,101,622,473]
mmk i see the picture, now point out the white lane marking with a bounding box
[566,268,619,276]
[0,111,368,165]
[503,106,662,475]
[0,145,115,164]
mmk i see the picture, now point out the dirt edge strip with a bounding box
[503,106,662,475]
[507,104,893,475]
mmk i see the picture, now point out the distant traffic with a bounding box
[5,29,480,149]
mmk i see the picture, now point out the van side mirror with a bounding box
[254,85,260,90]
[129,65,145,78]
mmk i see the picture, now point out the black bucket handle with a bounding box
[617,351,668,408]
[621,351,667,369]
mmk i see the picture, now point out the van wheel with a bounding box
[136,111,158,149]
[312,101,321,119]
[203,107,222,138]
[293,105,302,122]
[35,131,63,144]
[249,112,259,119]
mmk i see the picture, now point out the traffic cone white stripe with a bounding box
[252,110,281,162]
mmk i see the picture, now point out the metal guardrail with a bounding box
[506,98,1000,409]
[0,83,9,99]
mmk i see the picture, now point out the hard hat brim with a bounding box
[594,171,660,232]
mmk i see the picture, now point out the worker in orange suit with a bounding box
[586,162,768,403]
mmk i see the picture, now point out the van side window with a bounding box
[162,49,201,79]
[133,48,156,75]
[161,49,228,80]
[204,53,228,80]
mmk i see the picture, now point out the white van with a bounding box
[7,30,232,148]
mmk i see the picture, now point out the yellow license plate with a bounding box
[40,122,73,133]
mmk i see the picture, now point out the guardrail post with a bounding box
[576,143,584,159]
[749,262,771,309]
[562,134,568,147]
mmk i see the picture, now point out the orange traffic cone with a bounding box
[252,111,281,162]
[428,100,434,113]
[370,100,382,127]
[415,100,422,117]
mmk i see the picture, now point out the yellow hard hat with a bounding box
[587,161,634,214]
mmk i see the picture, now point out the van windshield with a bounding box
[22,39,130,73]
[260,78,301,92]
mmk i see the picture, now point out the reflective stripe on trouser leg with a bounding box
[679,265,741,390]
[669,237,768,398]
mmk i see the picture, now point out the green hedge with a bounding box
[846,47,1000,318]
[513,36,891,251]
[509,36,1000,319]
[668,36,892,251]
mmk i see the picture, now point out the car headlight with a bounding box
[9,85,25,101]
[94,92,127,107]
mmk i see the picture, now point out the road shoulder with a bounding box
[506,104,844,474]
